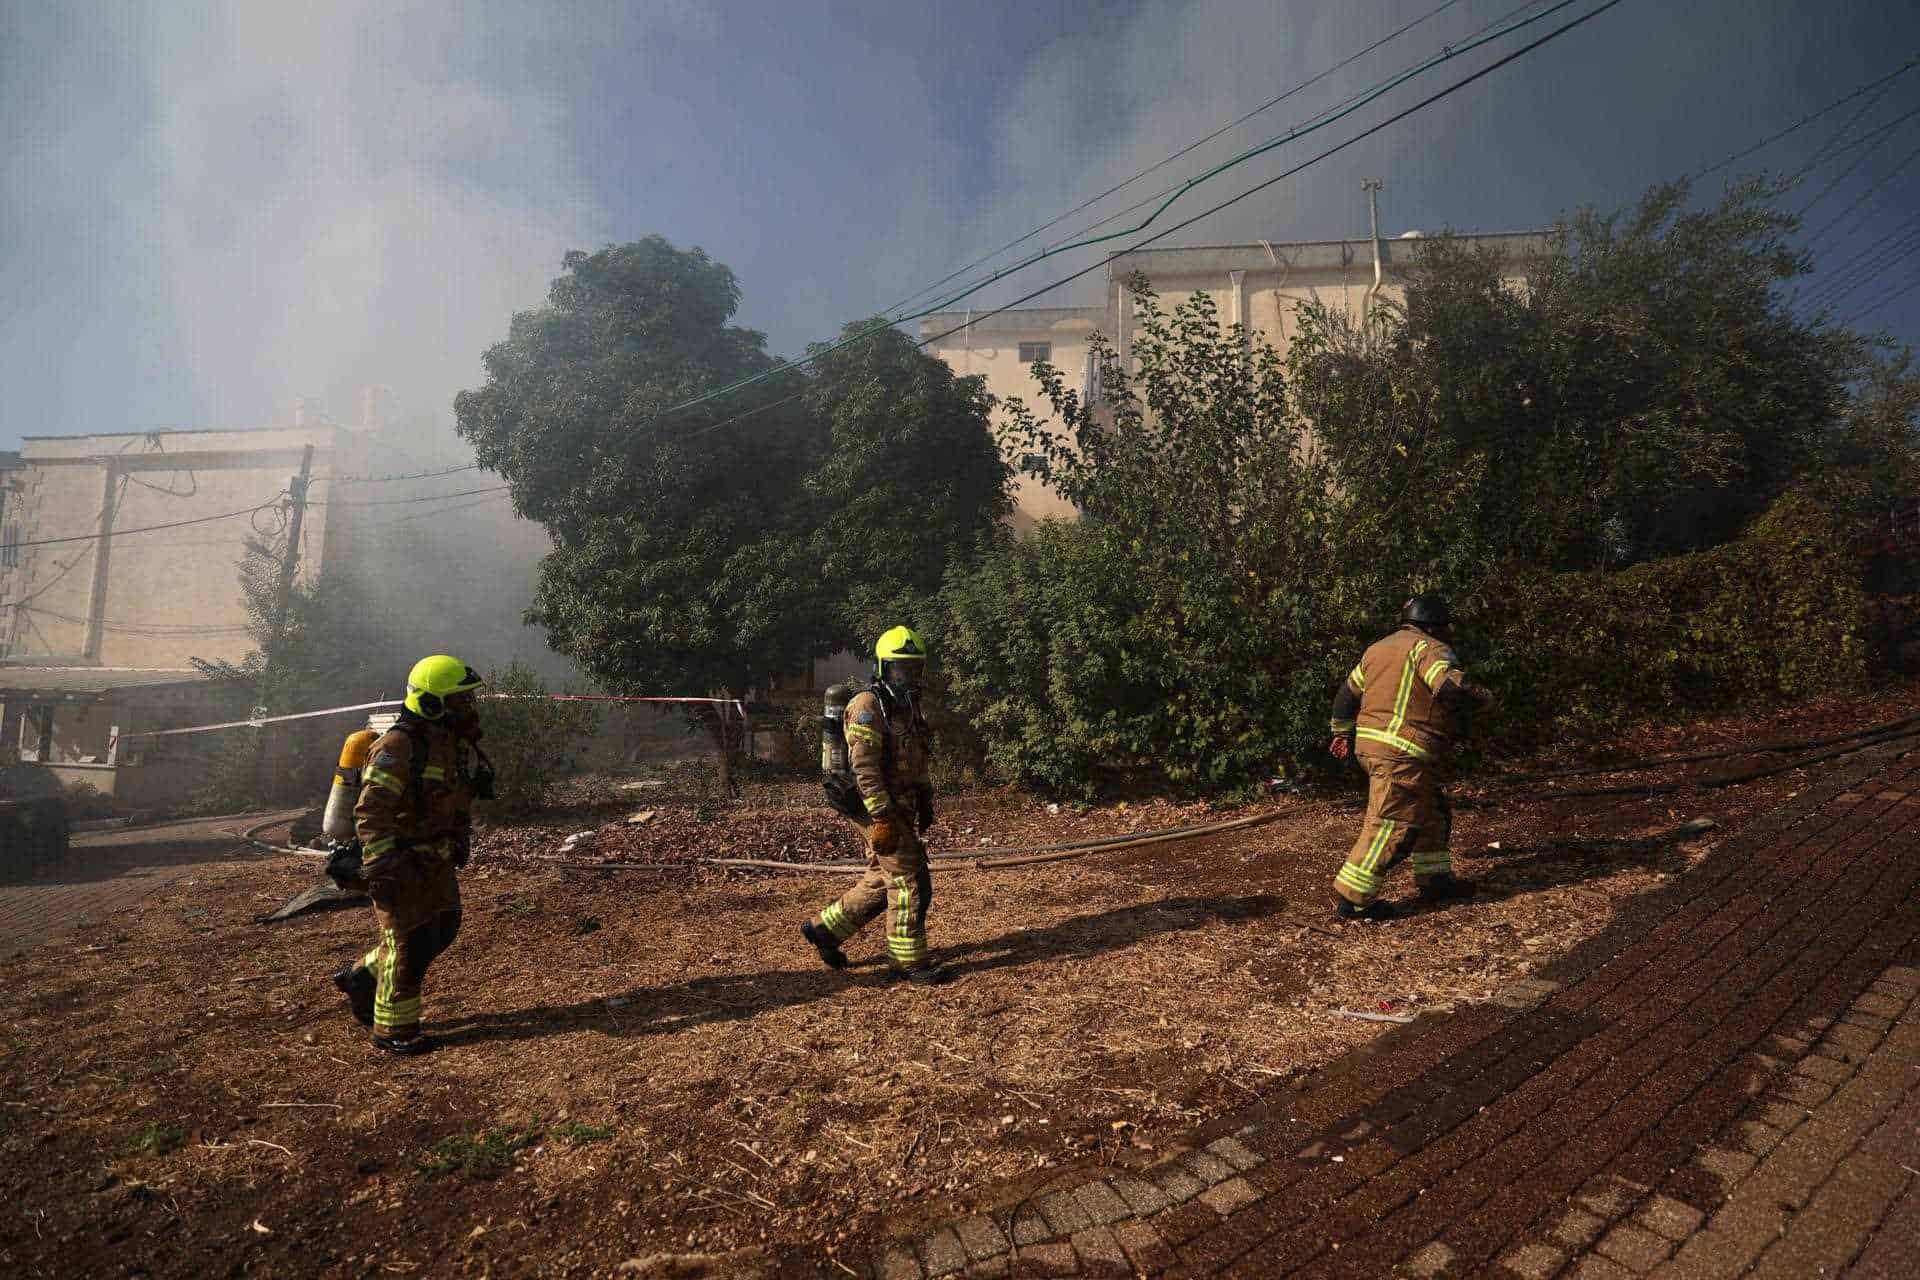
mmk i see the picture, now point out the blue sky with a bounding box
[4,0,1919,454]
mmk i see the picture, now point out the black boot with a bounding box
[898,964,950,987]
[331,966,374,1027]
[800,921,849,970]
[371,1032,434,1056]
[1417,874,1474,904]
[1334,896,1397,922]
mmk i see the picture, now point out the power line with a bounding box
[16,603,251,637]
[1843,269,1920,327]
[5,502,277,551]
[1801,210,1920,307]
[1802,136,1920,247]
[1786,73,1901,182]
[305,485,509,508]
[931,0,1553,307]
[319,462,481,485]
[679,0,1626,447]
[1691,54,1919,180]
[648,0,1596,426]
[877,0,1478,318]
[1796,102,1920,220]
[912,0,1630,356]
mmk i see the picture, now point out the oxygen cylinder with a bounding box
[821,682,855,776]
[322,729,379,840]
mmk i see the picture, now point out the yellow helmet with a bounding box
[874,625,928,664]
[405,654,485,719]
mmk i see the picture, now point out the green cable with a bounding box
[654,0,1585,422]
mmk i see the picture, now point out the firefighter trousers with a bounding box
[353,852,462,1038]
[1335,753,1454,906]
[814,816,933,971]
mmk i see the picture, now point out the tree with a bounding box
[803,320,1011,651]
[1289,178,1887,574]
[191,534,391,810]
[455,240,1010,786]
[454,238,819,787]
[960,279,1353,795]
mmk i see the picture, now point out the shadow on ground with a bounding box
[432,893,1284,1047]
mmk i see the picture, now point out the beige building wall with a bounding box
[0,426,351,668]
[922,232,1547,531]
[918,306,1101,534]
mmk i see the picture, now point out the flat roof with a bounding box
[919,306,1104,340]
[1108,230,1551,277]
[20,423,342,442]
[0,667,215,698]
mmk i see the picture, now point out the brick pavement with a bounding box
[863,746,1920,1278]
[0,815,277,954]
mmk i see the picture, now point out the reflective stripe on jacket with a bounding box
[1335,626,1481,763]
[354,716,477,872]
[843,687,932,818]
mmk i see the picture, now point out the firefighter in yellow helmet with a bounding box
[331,655,494,1053]
[802,626,946,985]
[1328,596,1492,921]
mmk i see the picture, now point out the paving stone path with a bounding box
[0,813,288,954]
[868,746,1920,1278]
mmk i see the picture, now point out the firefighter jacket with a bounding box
[842,685,932,821]
[1329,625,1491,763]
[354,713,479,875]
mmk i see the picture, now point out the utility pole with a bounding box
[1361,179,1385,324]
[270,445,315,652]
[259,443,313,801]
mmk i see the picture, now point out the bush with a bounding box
[1479,495,1868,750]
[480,662,601,817]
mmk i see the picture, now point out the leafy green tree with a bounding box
[962,279,1353,796]
[454,238,820,785]
[454,240,1010,787]
[1290,179,1897,574]
[190,536,391,810]
[803,321,1012,650]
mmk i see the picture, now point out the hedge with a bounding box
[1477,495,1868,751]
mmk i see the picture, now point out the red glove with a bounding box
[1328,735,1352,761]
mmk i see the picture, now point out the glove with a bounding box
[324,839,366,890]
[451,833,471,869]
[1328,734,1353,761]
[868,814,903,856]
[914,786,935,834]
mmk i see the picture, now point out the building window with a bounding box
[1,524,17,568]
[1017,341,1052,365]
[1018,453,1046,475]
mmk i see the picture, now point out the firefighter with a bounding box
[1327,596,1492,920]
[330,655,491,1053]
[801,625,946,985]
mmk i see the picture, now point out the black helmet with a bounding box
[1400,594,1452,632]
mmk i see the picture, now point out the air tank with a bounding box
[322,728,379,840]
[821,682,856,776]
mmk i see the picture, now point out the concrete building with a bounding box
[0,423,359,802]
[920,230,1548,530]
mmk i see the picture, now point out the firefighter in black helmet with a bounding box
[1327,595,1492,920]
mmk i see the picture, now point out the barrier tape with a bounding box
[114,693,749,743]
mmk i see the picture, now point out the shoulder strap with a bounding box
[396,718,430,812]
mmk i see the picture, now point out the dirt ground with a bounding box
[2,684,1914,1278]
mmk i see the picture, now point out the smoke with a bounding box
[872,0,1790,320]
[57,2,715,682]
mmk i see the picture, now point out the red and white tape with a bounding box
[115,693,748,742]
